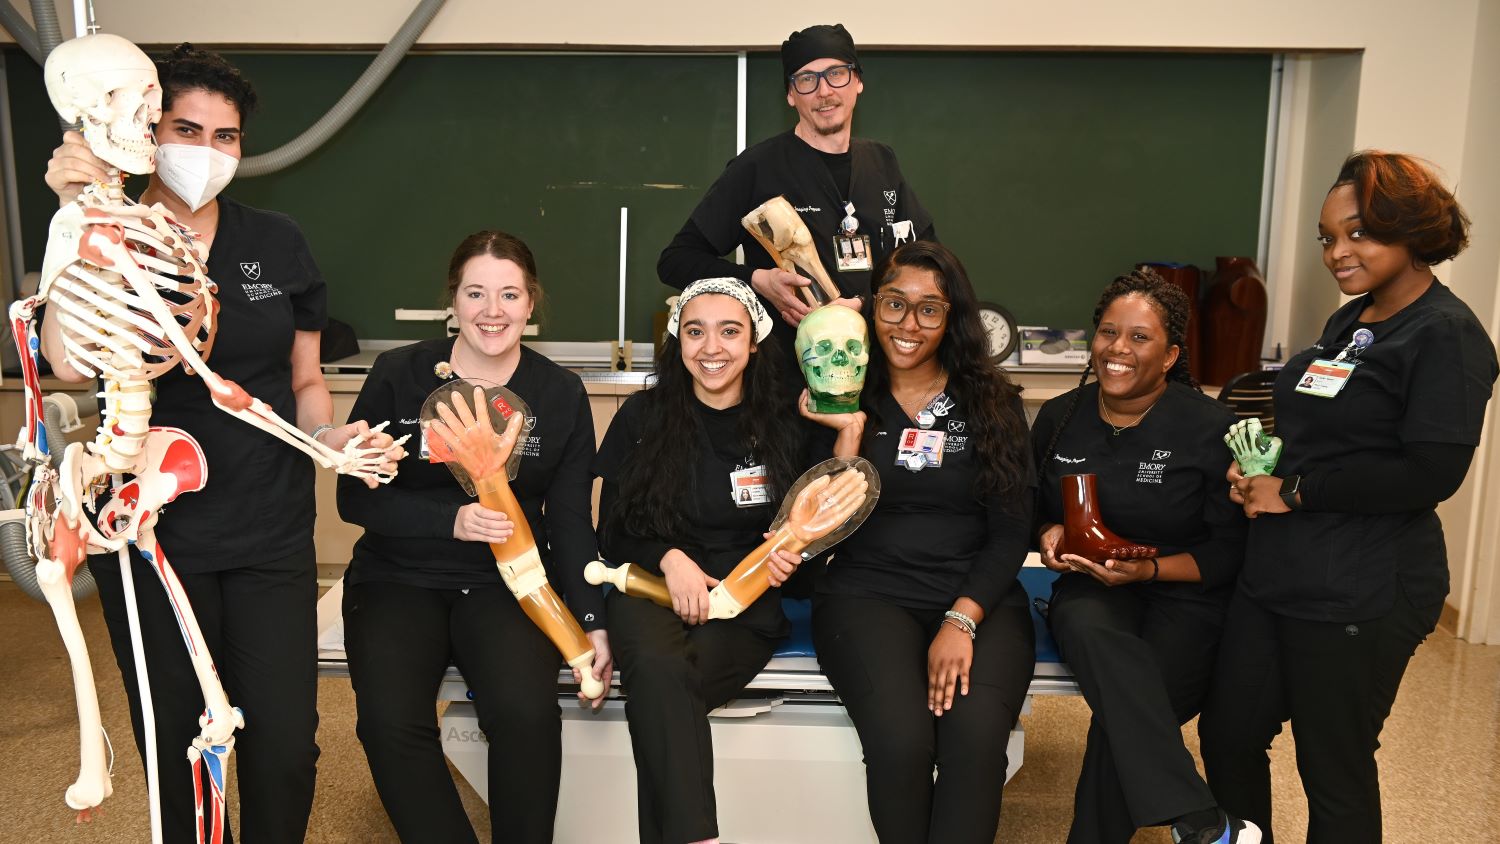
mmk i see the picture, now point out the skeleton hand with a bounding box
[329,420,409,486]
[1224,418,1282,477]
[426,385,523,482]
[780,468,870,544]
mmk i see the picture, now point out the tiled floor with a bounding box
[2,584,1496,842]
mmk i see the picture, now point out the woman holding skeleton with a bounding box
[40,45,399,842]
[336,230,606,843]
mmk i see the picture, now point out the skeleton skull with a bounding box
[44,34,162,175]
[796,305,869,413]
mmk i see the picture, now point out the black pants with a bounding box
[343,579,562,844]
[1047,574,1225,843]
[1198,587,1441,843]
[606,589,783,844]
[812,590,1035,844]
[92,545,318,844]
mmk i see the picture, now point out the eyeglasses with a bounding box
[874,294,950,329]
[788,63,857,95]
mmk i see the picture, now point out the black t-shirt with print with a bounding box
[1030,381,1247,601]
[338,339,604,630]
[118,196,327,570]
[819,388,1034,615]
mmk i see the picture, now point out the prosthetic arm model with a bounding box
[1057,473,1158,563]
[796,305,869,414]
[741,196,842,306]
[1224,417,1282,477]
[586,457,879,620]
[11,34,404,839]
[422,381,605,700]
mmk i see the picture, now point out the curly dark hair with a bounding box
[609,316,802,544]
[1038,266,1199,468]
[156,43,259,122]
[1334,151,1470,266]
[863,241,1029,499]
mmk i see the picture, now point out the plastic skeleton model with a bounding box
[10,34,403,838]
[1056,473,1158,564]
[587,456,879,620]
[796,305,869,413]
[1224,417,1282,477]
[422,382,606,699]
[742,196,842,306]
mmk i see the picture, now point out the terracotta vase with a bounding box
[1137,262,1203,382]
[1059,474,1157,564]
[1199,257,1268,387]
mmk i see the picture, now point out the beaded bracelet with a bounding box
[942,610,978,640]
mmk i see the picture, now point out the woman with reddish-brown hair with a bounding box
[1201,151,1497,843]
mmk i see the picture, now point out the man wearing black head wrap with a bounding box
[657,23,936,351]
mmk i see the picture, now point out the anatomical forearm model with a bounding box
[424,383,604,700]
[742,196,842,306]
[588,457,878,619]
[1057,473,1158,563]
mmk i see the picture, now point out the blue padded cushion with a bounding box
[775,598,817,657]
[772,569,1065,664]
[1018,567,1063,665]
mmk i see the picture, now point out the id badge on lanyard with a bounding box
[1295,327,1374,398]
[730,465,771,507]
[833,202,872,272]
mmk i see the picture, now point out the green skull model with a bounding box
[796,305,869,414]
[1224,417,1283,477]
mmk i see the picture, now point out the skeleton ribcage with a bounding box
[50,210,216,382]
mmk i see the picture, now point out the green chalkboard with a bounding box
[4,48,1269,343]
[749,52,1271,331]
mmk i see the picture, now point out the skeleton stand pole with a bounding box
[116,492,163,844]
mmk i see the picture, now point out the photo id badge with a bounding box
[730,465,771,507]
[1294,359,1355,398]
[896,427,945,470]
[834,234,872,272]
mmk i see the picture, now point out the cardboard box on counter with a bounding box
[1019,327,1089,365]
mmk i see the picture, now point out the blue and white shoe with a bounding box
[1171,811,1263,844]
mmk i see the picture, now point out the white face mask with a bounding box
[153,143,238,212]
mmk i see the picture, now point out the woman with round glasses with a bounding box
[801,241,1035,842]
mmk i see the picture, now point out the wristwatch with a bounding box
[1279,474,1303,510]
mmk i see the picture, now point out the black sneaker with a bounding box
[1170,811,1263,844]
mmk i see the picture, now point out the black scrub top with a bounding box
[1031,381,1247,600]
[664,130,935,348]
[1242,281,1498,621]
[121,196,327,571]
[337,340,604,630]
[820,388,1033,616]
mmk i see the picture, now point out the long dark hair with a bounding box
[1038,266,1198,468]
[864,241,1028,498]
[611,313,801,541]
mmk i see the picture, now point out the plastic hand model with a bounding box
[590,457,880,619]
[1224,417,1282,477]
[1057,473,1158,564]
[424,383,605,700]
[741,196,842,307]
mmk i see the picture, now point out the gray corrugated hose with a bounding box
[2,397,98,602]
[0,2,43,64]
[237,0,447,177]
[27,0,62,57]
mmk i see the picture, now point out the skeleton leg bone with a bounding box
[741,196,842,306]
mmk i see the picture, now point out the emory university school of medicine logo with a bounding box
[240,261,261,280]
[884,190,897,205]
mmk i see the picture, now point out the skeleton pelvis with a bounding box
[95,427,207,541]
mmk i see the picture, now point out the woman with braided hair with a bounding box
[1030,268,1256,843]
